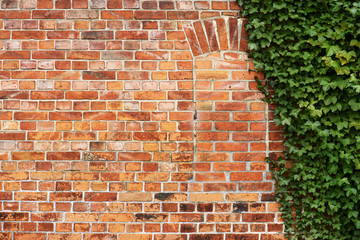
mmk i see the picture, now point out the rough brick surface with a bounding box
[0,0,284,239]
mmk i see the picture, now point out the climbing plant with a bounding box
[236,0,360,239]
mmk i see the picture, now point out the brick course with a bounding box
[0,0,284,239]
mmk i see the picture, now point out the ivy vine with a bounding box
[236,0,360,239]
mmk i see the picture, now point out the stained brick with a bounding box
[0,2,282,237]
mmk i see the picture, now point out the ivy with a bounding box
[236,0,360,239]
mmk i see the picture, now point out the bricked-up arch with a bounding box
[178,15,285,239]
[0,1,284,239]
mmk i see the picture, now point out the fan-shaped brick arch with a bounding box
[182,17,248,57]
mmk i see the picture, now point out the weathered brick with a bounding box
[67,51,100,60]
[168,11,199,20]
[31,91,64,99]
[47,31,79,39]
[0,2,282,237]
[66,213,99,222]
[65,172,99,181]
[137,173,169,181]
[102,51,133,60]
[100,213,134,222]
[102,173,135,181]
[14,233,46,240]
[171,214,204,222]
[47,152,81,160]
[85,193,117,201]
[12,152,45,160]
[0,212,29,221]
[12,31,45,39]
[116,31,148,39]
[12,71,45,79]
[190,235,223,240]
[134,10,166,19]
[118,193,153,202]
[0,132,26,140]
[65,91,98,99]
[226,234,259,240]
[50,192,82,201]
[33,10,65,19]
[15,192,47,201]
[66,10,99,19]
[48,234,82,240]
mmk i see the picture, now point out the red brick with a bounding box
[66,10,99,19]
[100,213,134,222]
[134,132,167,141]
[0,51,31,59]
[230,172,263,181]
[47,152,81,160]
[99,132,132,141]
[183,23,202,56]
[0,212,28,221]
[118,112,150,121]
[49,112,82,120]
[14,233,46,240]
[134,91,166,100]
[65,91,98,99]
[193,21,210,54]
[12,31,45,39]
[49,234,82,240]
[196,153,229,162]
[242,214,275,222]
[0,132,26,140]
[117,71,149,80]
[15,192,47,201]
[63,132,96,140]
[65,172,99,181]
[134,10,166,19]
[203,20,219,51]
[66,213,99,222]
[12,71,45,79]
[101,10,133,19]
[118,153,152,161]
[28,132,62,140]
[85,193,117,201]
[168,11,199,20]
[216,18,229,50]
[118,234,152,240]
[84,112,116,120]
[233,153,266,161]
[67,51,100,60]
[226,234,259,240]
[233,113,265,121]
[0,30,10,39]
[31,91,64,99]
[12,152,45,160]
[197,132,229,141]
[233,132,266,141]
[107,0,122,8]
[116,31,148,39]
[190,235,222,240]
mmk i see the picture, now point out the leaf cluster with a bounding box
[236,0,360,239]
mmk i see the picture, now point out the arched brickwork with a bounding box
[182,17,248,56]
[0,1,284,239]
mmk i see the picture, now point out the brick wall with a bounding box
[0,0,284,239]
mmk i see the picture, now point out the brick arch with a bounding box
[182,17,248,57]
